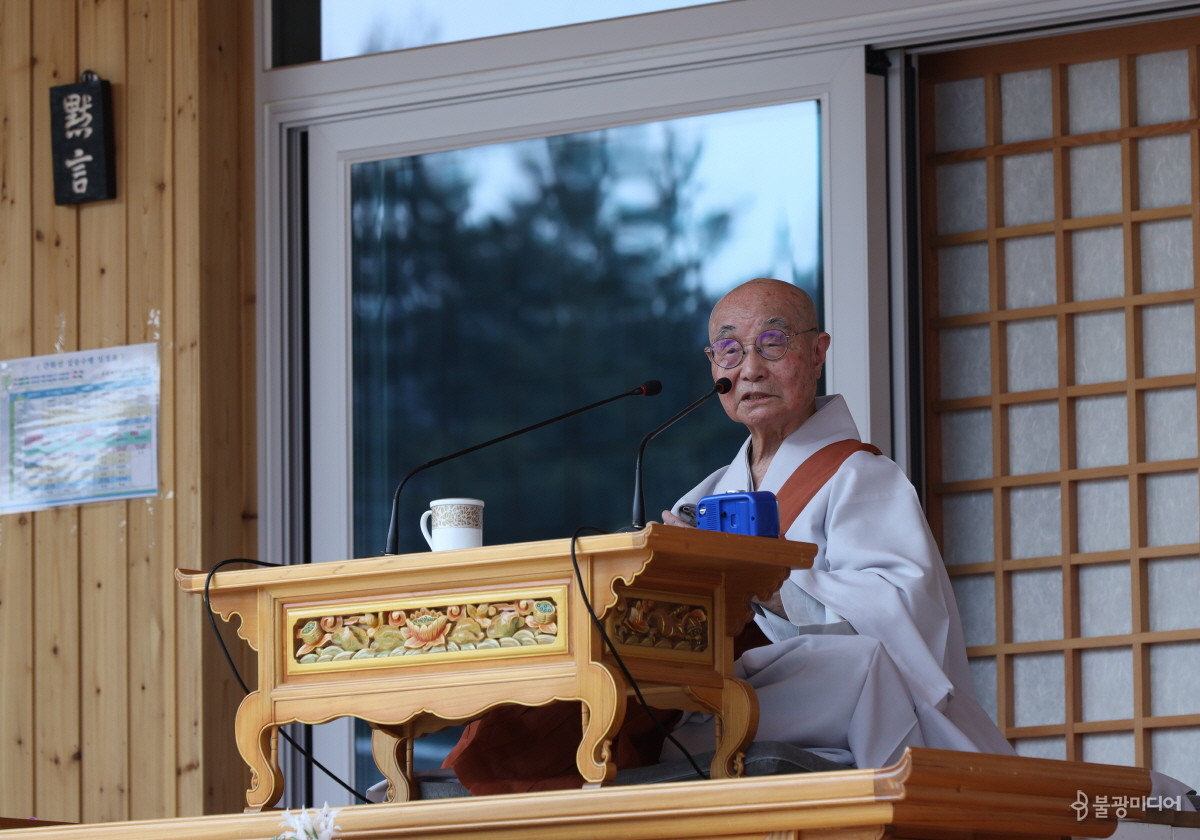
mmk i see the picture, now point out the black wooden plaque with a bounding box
[49,73,116,205]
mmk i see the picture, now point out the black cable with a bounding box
[203,558,370,805]
[568,526,708,781]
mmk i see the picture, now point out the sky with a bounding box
[321,0,719,57]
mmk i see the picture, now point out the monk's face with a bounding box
[706,279,829,444]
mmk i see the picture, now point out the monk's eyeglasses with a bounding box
[703,328,818,369]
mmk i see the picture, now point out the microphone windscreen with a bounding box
[714,377,732,394]
[639,380,663,396]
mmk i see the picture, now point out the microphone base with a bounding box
[615,523,646,533]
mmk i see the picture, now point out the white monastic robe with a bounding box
[665,394,1014,768]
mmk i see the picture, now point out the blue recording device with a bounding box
[695,490,780,538]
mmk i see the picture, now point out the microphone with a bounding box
[629,377,732,530]
[382,380,662,555]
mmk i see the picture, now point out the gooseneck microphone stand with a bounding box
[629,377,732,530]
[382,380,662,555]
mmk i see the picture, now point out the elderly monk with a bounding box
[660,277,1014,768]
[444,277,1195,802]
[443,277,1011,796]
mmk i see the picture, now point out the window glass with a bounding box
[351,101,821,559]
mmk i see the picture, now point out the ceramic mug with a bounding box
[419,497,484,551]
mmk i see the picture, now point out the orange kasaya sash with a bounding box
[775,439,882,534]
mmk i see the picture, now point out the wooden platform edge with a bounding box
[0,748,1151,840]
[879,747,1152,837]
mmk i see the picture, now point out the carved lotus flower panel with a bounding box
[290,597,561,668]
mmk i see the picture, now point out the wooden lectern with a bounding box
[176,523,813,811]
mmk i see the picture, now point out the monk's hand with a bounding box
[753,589,787,618]
[661,509,695,528]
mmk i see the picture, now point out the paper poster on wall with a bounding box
[0,343,159,514]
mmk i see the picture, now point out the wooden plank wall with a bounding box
[0,0,255,822]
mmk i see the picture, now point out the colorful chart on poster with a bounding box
[0,343,159,514]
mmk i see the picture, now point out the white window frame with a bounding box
[261,32,893,550]
[261,26,886,807]
[303,43,885,566]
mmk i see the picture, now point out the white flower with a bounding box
[273,802,342,840]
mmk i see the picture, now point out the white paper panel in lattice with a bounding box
[938,243,990,316]
[1014,736,1066,759]
[941,408,993,483]
[1072,226,1124,301]
[1081,647,1133,721]
[1004,152,1054,226]
[1008,401,1059,475]
[1078,562,1131,637]
[1147,556,1200,632]
[1070,144,1122,217]
[1011,568,1063,643]
[1001,68,1052,143]
[1007,317,1058,392]
[968,657,998,723]
[1136,50,1190,125]
[1013,652,1065,727]
[1008,485,1062,559]
[937,161,987,234]
[1074,393,1128,469]
[934,77,985,153]
[1068,59,1120,134]
[1139,218,1193,293]
[942,491,994,566]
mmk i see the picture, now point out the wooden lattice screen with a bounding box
[919,16,1200,788]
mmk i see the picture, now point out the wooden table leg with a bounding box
[234,691,284,811]
[576,663,625,786]
[679,677,757,779]
[710,676,757,779]
[370,724,413,803]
